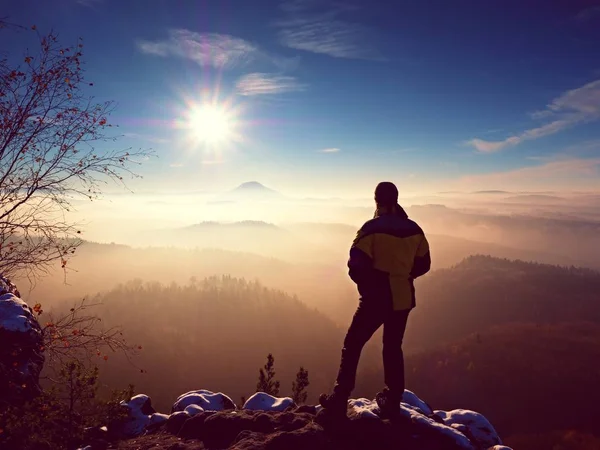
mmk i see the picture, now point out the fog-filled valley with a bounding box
[9,184,600,446]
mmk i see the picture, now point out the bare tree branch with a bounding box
[0,23,153,279]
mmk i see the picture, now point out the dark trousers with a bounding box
[334,297,410,398]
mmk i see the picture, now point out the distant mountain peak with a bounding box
[233,181,275,192]
[226,182,282,200]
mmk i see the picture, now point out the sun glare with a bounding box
[187,104,233,144]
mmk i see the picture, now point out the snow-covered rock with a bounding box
[184,404,205,416]
[346,390,505,450]
[402,389,433,415]
[149,412,169,427]
[349,398,379,419]
[116,388,511,449]
[172,389,236,412]
[0,276,45,408]
[119,394,156,437]
[400,403,475,450]
[434,409,503,449]
[346,396,472,449]
[243,392,296,412]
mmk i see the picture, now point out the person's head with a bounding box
[374,181,399,208]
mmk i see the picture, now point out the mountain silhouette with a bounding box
[230,182,283,199]
[232,181,278,194]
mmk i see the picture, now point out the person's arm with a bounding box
[410,234,431,279]
[347,228,375,284]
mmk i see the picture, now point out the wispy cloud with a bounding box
[169,163,184,168]
[123,132,169,144]
[319,147,341,153]
[461,158,600,188]
[137,29,258,69]
[276,0,383,60]
[236,73,306,96]
[468,79,600,153]
[575,6,600,21]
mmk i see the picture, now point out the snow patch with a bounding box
[149,413,169,426]
[349,398,379,419]
[434,409,503,448]
[119,394,153,437]
[0,293,36,333]
[399,404,475,450]
[172,389,235,412]
[345,395,474,450]
[184,404,205,416]
[402,389,433,415]
[243,392,296,412]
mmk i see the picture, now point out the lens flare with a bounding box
[186,103,233,144]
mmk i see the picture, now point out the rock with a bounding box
[166,411,190,435]
[94,388,513,450]
[177,410,216,439]
[434,409,503,449]
[172,389,236,413]
[243,393,296,412]
[200,412,259,448]
[402,389,433,415]
[184,404,205,416]
[275,412,310,432]
[83,425,108,442]
[117,394,157,437]
[349,398,379,419]
[295,405,317,415]
[0,276,44,410]
[231,420,326,450]
[148,412,169,430]
[262,422,328,450]
[253,413,276,433]
[231,430,269,450]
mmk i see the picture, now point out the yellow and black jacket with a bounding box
[348,206,430,310]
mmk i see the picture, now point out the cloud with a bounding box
[461,158,600,188]
[276,0,383,60]
[236,73,306,96]
[169,163,184,168]
[137,29,258,69]
[575,6,600,21]
[319,147,341,153]
[468,79,600,153]
[123,133,169,144]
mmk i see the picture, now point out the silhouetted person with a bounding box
[319,181,431,418]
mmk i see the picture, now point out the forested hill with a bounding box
[405,323,600,442]
[405,255,600,352]
[70,277,351,411]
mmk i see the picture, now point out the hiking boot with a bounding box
[375,388,401,420]
[319,392,349,417]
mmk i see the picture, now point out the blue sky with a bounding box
[4,0,600,196]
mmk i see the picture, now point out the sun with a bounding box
[187,104,233,144]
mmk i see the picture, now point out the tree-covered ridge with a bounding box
[80,276,348,411]
[452,254,600,277]
[406,254,600,352]
[405,323,600,439]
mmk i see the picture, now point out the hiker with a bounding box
[319,181,431,418]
